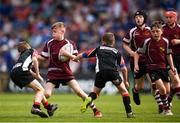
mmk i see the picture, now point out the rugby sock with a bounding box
[43,101,52,110]
[88,92,97,100]
[122,93,132,113]
[154,90,163,109]
[33,102,40,109]
[160,94,169,110]
[88,92,98,112]
[173,87,180,100]
[89,102,97,113]
[168,87,175,103]
[152,83,163,109]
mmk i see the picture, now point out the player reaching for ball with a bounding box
[10,41,57,118]
[38,22,102,118]
[73,32,135,118]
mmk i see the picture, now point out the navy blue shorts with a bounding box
[172,55,180,74]
[148,69,170,83]
[46,78,74,88]
[10,68,34,88]
[95,70,122,88]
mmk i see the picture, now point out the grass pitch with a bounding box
[0,92,180,122]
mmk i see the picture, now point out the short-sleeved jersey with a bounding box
[85,45,122,73]
[137,37,171,71]
[123,26,151,62]
[12,48,35,71]
[41,38,78,80]
[163,24,180,55]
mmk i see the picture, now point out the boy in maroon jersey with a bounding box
[38,22,102,118]
[163,9,180,104]
[123,10,153,105]
[134,21,175,115]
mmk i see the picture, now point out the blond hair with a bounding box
[17,41,31,53]
[51,22,65,29]
[102,32,115,46]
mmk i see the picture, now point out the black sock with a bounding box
[122,96,132,113]
[33,104,40,109]
[88,92,97,100]
[45,104,52,110]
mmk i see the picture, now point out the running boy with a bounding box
[10,41,57,118]
[74,32,135,118]
[38,22,102,118]
[134,21,175,115]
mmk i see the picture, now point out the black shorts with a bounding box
[10,68,34,88]
[46,78,74,88]
[172,55,180,74]
[148,69,170,83]
[95,70,122,88]
[130,61,147,79]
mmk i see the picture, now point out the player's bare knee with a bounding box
[159,87,166,95]
[45,92,51,98]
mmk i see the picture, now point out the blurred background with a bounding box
[0,0,180,93]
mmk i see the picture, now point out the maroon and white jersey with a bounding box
[123,26,151,63]
[137,37,172,71]
[163,24,180,55]
[41,38,78,80]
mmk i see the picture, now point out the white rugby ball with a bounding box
[58,43,73,62]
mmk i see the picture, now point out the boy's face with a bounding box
[151,27,163,41]
[135,15,144,26]
[52,26,66,40]
[165,15,176,26]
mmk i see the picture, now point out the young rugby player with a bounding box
[163,9,180,104]
[10,41,57,118]
[134,21,175,115]
[122,10,152,105]
[38,22,102,118]
[74,32,135,118]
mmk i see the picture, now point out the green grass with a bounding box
[0,93,180,122]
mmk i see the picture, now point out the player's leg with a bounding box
[44,82,56,98]
[43,82,58,116]
[67,79,88,99]
[115,81,135,118]
[147,73,163,114]
[132,77,144,105]
[86,86,102,118]
[27,80,48,118]
[155,79,172,115]
[131,62,146,105]
[168,69,180,103]
[67,79,102,117]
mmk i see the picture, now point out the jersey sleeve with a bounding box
[123,30,131,44]
[137,38,149,54]
[82,47,99,58]
[164,38,172,55]
[41,41,50,58]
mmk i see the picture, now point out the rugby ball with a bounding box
[58,43,73,62]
